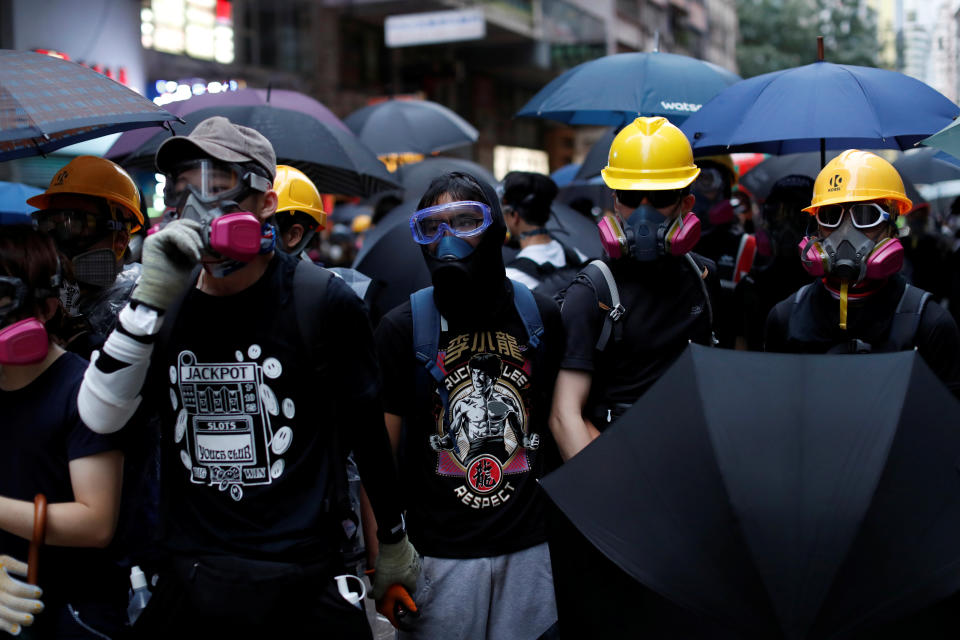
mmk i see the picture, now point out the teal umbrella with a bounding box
[920,117,960,164]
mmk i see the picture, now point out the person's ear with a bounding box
[287,223,304,250]
[258,189,279,223]
[39,298,59,324]
[681,193,696,214]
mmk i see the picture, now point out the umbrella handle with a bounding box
[27,494,47,586]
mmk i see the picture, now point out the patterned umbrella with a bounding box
[0,50,177,161]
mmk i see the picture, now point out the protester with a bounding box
[689,154,757,348]
[765,150,960,395]
[76,116,418,638]
[734,175,815,350]
[272,164,326,258]
[502,171,586,296]
[374,171,563,639]
[28,156,144,360]
[0,225,125,638]
[548,116,720,636]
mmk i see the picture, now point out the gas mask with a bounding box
[0,269,60,366]
[166,160,275,278]
[798,202,903,283]
[798,201,902,329]
[598,204,700,262]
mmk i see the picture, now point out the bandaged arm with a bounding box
[78,303,163,434]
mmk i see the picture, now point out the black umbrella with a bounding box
[542,345,960,638]
[395,157,498,200]
[741,152,928,212]
[344,99,478,156]
[352,199,430,322]
[893,149,960,220]
[111,106,399,197]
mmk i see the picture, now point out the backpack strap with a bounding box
[410,287,451,429]
[507,256,546,279]
[293,259,333,355]
[883,284,932,351]
[578,260,624,352]
[511,280,544,351]
[684,253,716,338]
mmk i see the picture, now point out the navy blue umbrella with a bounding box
[681,61,960,160]
[516,52,740,127]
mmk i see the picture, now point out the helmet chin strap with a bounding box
[839,280,849,330]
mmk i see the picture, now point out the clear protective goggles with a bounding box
[163,159,271,211]
[816,201,893,229]
[409,201,492,245]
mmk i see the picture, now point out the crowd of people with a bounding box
[1,110,959,640]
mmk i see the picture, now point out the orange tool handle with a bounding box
[27,494,47,586]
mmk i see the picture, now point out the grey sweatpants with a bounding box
[398,542,557,640]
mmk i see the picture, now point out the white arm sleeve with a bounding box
[78,304,164,434]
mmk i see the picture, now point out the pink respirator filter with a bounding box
[0,318,49,365]
[208,212,263,262]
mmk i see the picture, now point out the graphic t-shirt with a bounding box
[376,285,563,558]
[0,352,122,602]
[148,253,381,562]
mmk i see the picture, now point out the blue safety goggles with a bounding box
[409,201,492,245]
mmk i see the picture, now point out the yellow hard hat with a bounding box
[274,165,326,229]
[351,214,372,234]
[697,154,738,186]
[601,117,700,191]
[803,150,912,216]
[27,156,143,232]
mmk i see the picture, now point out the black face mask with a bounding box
[421,180,509,326]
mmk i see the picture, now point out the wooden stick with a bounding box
[817,36,824,61]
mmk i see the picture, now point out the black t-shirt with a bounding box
[695,224,748,348]
[0,352,123,603]
[147,253,387,562]
[560,254,718,423]
[375,284,563,558]
[765,276,960,396]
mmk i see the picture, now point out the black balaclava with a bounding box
[419,172,508,327]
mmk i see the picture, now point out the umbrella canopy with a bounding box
[517,52,741,126]
[920,115,960,163]
[542,345,960,638]
[344,99,478,156]
[108,105,398,197]
[0,180,42,215]
[550,163,582,188]
[741,151,928,213]
[395,156,497,200]
[0,50,177,161]
[106,88,349,160]
[573,128,616,183]
[894,148,960,216]
[681,62,960,157]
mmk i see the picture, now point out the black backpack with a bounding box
[558,256,717,351]
[507,243,586,297]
